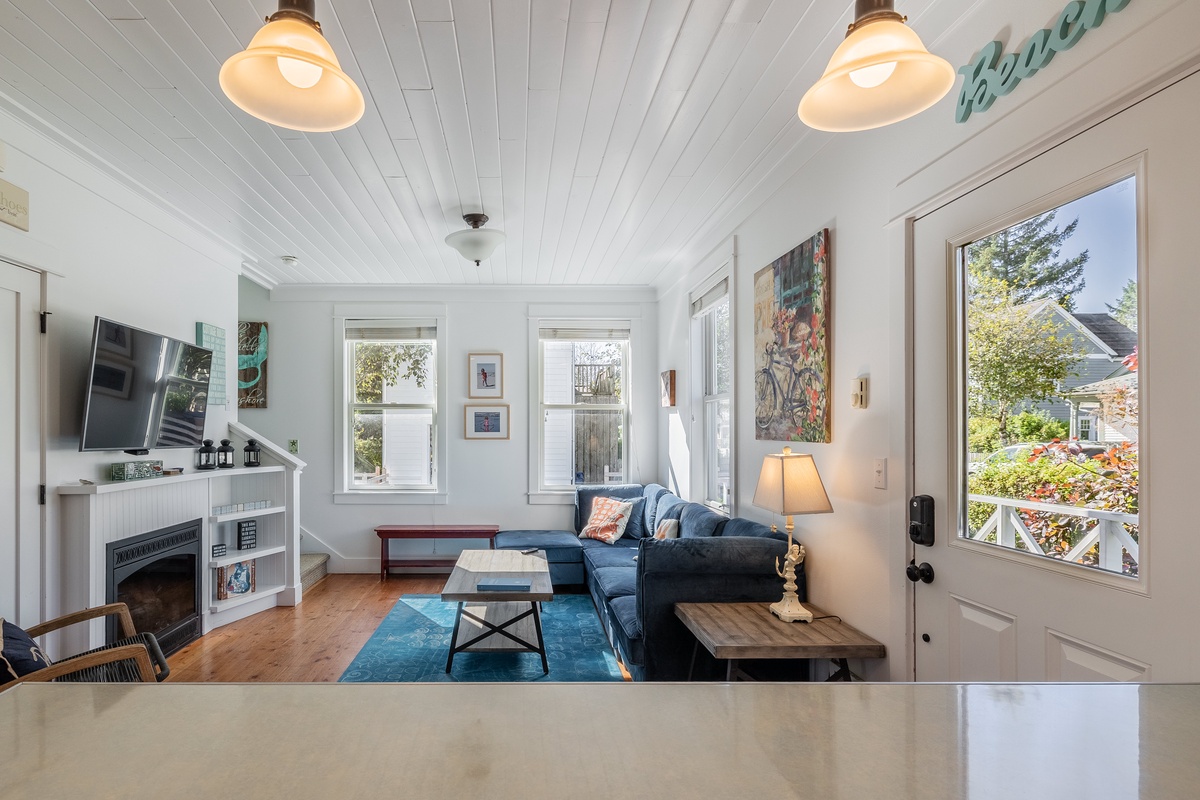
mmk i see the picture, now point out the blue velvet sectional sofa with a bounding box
[494,484,805,681]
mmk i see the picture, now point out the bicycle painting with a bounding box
[752,229,831,442]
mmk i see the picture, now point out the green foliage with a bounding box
[966,275,1085,444]
[967,417,1000,454]
[354,342,431,403]
[353,413,383,473]
[965,210,1089,309]
[967,456,1085,532]
[1106,278,1138,332]
[1010,410,1069,443]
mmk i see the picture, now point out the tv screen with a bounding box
[80,317,213,452]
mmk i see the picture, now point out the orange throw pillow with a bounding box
[579,497,635,545]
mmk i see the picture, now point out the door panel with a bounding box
[0,260,42,627]
[912,72,1200,681]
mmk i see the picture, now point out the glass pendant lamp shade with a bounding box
[798,2,954,133]
[445,214,506,265]
[219,2,364,132]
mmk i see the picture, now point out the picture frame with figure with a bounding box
[465,404,510,439]
[468,353,504,399]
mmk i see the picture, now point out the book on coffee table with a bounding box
[476,579,531,591]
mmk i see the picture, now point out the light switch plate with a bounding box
[873,458,887,489]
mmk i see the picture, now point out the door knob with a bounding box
[906,559,934,584]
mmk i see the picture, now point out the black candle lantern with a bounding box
[197,439,217,470]
[243,438,262,468]
[216,438,236,469]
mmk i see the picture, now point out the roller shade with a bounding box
[345,319,437,341]
[690,277,728,318]
[539,325,630,342]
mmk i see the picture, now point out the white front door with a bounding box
[912,72,1200,681]
[0,259,43,627]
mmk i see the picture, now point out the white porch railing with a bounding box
[968,494,1139,575]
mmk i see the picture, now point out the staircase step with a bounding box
[300,552,330,592]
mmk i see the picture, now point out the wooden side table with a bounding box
[375,524,500,580]
[675,602,886,681]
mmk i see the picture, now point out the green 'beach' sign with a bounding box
[956,0,1133,123]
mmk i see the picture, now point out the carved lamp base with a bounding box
[770,593,814,623]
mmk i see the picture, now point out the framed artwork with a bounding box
[465,404,510,439]
[92,357,134,399]
[660,370,676,407]
[752,228,831,443]
[98,319,132,357]
[237,321,268,409]
[468,353,504,399]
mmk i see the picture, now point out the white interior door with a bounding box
[0,259,43,627]
[912,72,1200,681]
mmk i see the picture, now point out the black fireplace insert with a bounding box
[106,519,202,657]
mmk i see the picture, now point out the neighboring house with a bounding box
[1067,371,1138,443]
[1020,302,1137,438]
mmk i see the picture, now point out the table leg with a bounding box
[827,658,853,681]
[725,659,737,682]
[380,538,387,582]
[446,602,465,673]
[531,601,548,675]
[688,640,699,681]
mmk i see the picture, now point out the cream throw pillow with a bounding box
[579,497,635,545]
[654,519,680,540]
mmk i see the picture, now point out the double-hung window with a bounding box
[537,324,630,491]
[693,279,732,509]
[341,318,440,494]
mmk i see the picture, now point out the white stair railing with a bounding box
[968,494,1139,574]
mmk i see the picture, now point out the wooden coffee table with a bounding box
[440,549,554,674]
[675,602,886,681]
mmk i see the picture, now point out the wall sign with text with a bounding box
[956,0,1133,124]
[0,177,29,231]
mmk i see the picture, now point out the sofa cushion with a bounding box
[679,503,727,538]
[608,595,644,667]
[494,530,582,563]
[641,484,670,534]
[590,566,638,601]
[582,543,639,571]
[580,497,636,544]
[575,484,644,532]
[654,493,686,527]
[1,619,52,686]
[721,517,789,543]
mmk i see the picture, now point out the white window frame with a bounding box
[527,306,639,504]
[333,304,448,504]
[690,273,734,511]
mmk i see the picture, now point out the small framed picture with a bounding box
[98,320,132,357]
[92,357,134,399]
[465,404,510,439]
[468,353,504,399]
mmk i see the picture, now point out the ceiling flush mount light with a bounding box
[445,213,506,266]
[219,0,365,132]
[798,0,955,132]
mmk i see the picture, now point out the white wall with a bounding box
[0,107,242,624]
[239,281,657,572]
[657,0,1200,680]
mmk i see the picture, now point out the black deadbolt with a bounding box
[906,559,935,584]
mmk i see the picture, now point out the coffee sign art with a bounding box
[0,177,29,231]
[956,0,1133,123]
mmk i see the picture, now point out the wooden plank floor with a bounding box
[167,574,444,682]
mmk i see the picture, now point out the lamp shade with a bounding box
[445,215,506,265]
[752,448,833,516]
[798,17,954,132]
[220,16,365,132]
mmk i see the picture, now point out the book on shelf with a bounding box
[237,519,257,550]
[216,559,256,600]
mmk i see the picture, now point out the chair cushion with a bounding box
[608,595,644,667]
[580,497,636,544]
[494,530,582,563]
[590,566,638,601]
[679,503,728,538]
[582,543,640,571]
[1,619,52,685]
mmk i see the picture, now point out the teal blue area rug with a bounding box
[339,594,624,683]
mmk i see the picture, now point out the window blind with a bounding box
[344,319,437,341]
[690,277,729,318]
[539,324,630,342]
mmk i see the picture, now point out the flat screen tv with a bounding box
[80,317,213,453]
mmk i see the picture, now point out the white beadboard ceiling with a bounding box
[0,0,902,287]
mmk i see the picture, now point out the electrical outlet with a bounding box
[288,439,299,454]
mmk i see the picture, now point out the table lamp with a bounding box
[752,447,833,622]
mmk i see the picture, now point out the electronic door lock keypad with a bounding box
[909,495,934,547]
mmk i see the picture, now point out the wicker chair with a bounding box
[4,602,170,687]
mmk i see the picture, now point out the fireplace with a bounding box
[106,519,202,657]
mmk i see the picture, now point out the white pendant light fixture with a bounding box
[445,213,506,266]
[798,0,954,132]
[220,0,365,132]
